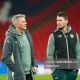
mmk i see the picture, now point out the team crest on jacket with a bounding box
[15,41,18,44]
[58,34,62,38]
[70,34,74,38]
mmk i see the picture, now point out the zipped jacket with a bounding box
[47,25,80,70]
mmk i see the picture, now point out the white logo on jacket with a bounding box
[70,34,74,38]
[58,35,62,38]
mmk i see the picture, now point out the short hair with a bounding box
[12,14,25,25]
[57,12,68,20]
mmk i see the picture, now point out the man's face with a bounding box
[17,17,27,30]
[57,16,68,29]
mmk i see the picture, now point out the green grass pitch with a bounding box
[0,74,80,80]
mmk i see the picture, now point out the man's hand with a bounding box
[32,67,38,73]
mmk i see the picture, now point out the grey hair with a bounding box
[12,14,26,25]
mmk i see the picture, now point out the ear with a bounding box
[66,19,68,24]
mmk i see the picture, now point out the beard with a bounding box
[58,27,64,30]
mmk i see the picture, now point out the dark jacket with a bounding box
[53,29,77,59]
[2,25,37,80]
[47,25,80,70]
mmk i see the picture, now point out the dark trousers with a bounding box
[52,69,78,80]
[26,72,33,80]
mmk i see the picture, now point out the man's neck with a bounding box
[63,26,68,33]
[16,27,23,34]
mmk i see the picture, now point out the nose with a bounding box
[57,21,60,24]
[25,22,27,25]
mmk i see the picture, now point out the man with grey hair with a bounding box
[2,14,38,80]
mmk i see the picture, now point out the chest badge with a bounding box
[70,34,74,38]
[58,34,62,38]
[15,41,18,44]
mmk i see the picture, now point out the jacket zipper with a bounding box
[65,36,69,60]
[64,35,70,69]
